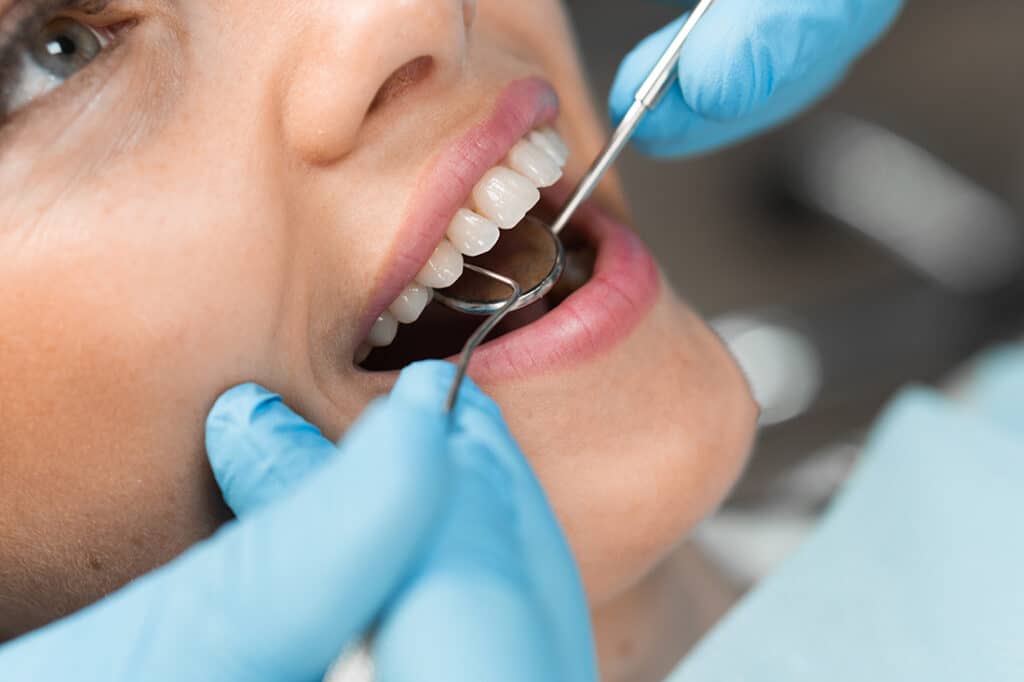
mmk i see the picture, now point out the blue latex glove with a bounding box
[0,361,595,682]
[371,365,595,682]
[668,347,1024,681]
[610,0,904,157]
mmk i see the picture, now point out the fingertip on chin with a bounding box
[205,383,283,458]
[208,383,281,427]
[395,360,507,426]
[391,361,458,413]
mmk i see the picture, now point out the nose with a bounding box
[282,0,475,166]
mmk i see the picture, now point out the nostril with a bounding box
[369,56,435,114]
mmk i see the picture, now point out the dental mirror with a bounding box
[434,215,564,315]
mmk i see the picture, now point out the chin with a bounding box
[480,284,759,603]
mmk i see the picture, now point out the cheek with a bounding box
[0,295,233,635]
[0,171,293,633]
[482,290,758,604]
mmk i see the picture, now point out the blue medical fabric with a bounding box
[669,349,1024,681]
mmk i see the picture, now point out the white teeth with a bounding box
[540,127,571,164]
[472,167,541,229]
[415,238,464,289]
[367,311,399,348]
[507,140,563,188]
[358,125,571,361]
[389,283,432,324]
[447,209,501,257]
[528,127,569,167]
[355,343,373,364]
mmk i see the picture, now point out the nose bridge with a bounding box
[282,0,472,165]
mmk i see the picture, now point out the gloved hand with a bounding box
[370,363,595,682]
[0,362,596,682]
[610,0,903,157]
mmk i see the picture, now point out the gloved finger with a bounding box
[206,384,340,516]
[375,429,557,681]
[675,0,903,121]
[452,394,597,682]
[610,0,902,153]
[375,386,596,682]
[631,56,846,158]
[1,368,454,681]
[207,361,458,517]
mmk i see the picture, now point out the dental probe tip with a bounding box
[444,265,522,413]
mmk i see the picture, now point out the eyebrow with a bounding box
[1,0,113,32]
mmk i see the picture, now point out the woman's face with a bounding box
[0,0,757,638]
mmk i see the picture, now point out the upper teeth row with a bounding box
[358,126,570,361]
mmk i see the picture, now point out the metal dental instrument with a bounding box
[436,215,563,316]
[550,0,717,235]
[328,266,521,682]
[335,7,718,676]
[434,0,717,317]
[445,264,522,413]
[335,9,718,677]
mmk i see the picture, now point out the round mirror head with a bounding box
[434,215,564,316]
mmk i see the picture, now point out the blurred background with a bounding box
[566,0,1024,654]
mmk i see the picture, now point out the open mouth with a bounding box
[351,78,660,381]
[358,124,597,372]
[360,208,596,372]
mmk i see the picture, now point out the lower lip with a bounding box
[464,201,662,382]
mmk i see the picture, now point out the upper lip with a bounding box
[357,77,560,342]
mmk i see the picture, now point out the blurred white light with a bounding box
[799,114,1024,294]
[715,317,824,426]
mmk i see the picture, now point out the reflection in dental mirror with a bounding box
[435,215,565,315]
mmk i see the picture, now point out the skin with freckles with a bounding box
[0,0,758,669]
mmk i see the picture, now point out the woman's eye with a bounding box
[31,17,104,79]
[4,16,113,115]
